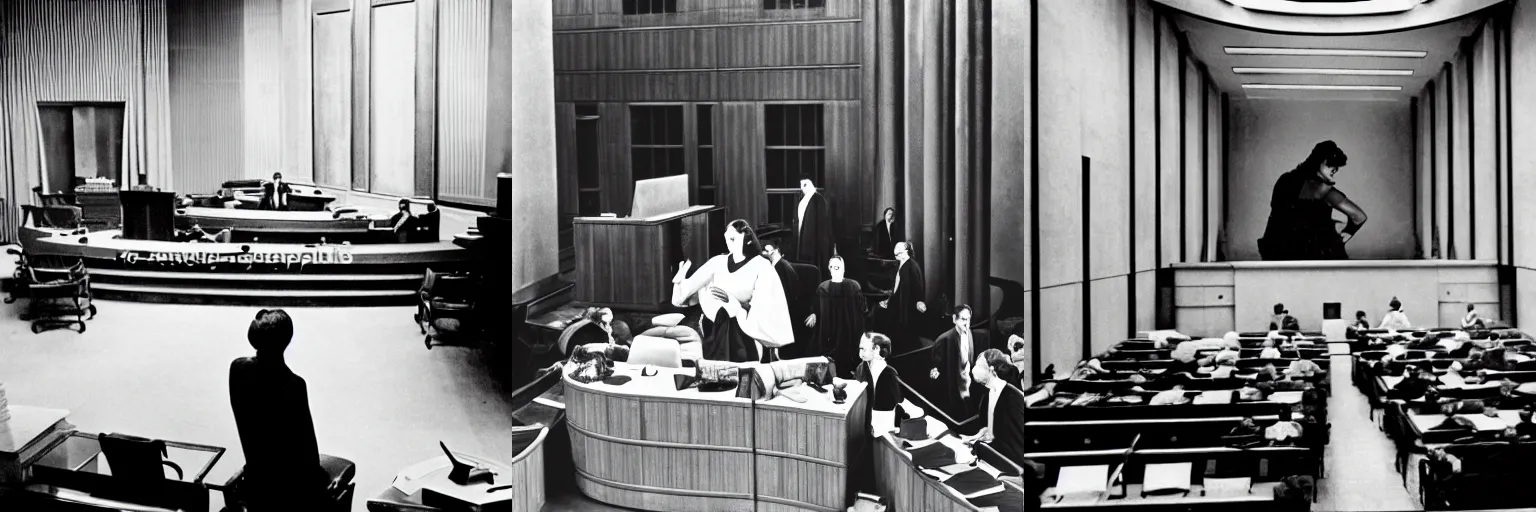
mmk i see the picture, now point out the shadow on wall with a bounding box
[1225,100,1414,261]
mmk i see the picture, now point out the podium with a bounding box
[572,205,724,311]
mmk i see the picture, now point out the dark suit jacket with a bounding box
[229,356,328,503]
[794,192,834,269]
[873,219,903,259]
[890,258,926,324]
[932,328,989,418]
[260,181,294,210]
[771,258,802,356]
[976,384,1030,470]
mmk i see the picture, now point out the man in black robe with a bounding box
[807,255,866,375]
[878,241,927,354]
[763,243,803,359]
[793,176,834,273]
[228,309,336,508]
[931,305,987,418]
[260,172,294,211]
[872,207,902,259]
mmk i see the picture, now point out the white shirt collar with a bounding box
[985,377,1007,392]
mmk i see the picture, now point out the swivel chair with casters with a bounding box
[6,248,95,333]
[416,269,480,349]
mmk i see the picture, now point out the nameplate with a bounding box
[117,247,355,267]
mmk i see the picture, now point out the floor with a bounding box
[1316,354,1419,511]
[1,246,514,511]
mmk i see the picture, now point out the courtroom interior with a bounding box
[9,0,1536,511]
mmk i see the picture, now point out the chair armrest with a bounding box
[161,461,184,481]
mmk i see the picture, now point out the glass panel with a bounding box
[765,149,784,188]
[666,106,683,145]
[631,108,649,146]
[697,148,714,186]
[697,105,713,146]
[765,106,784,147]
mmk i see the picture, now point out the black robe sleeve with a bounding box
[984,387,1031,468]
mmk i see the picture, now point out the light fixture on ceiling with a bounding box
[1233,67,1413,76]
[1243,84,1403,91]
[1225,47,1428,58]
[1223,0,1427,16]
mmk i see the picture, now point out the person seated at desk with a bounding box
[1150,384,1190,405]
[1431,402,1479,439]
[1230,417,1263,436]
[1265,410,1305,445]
[389,199,417,242]
[1259,339,1283,359]
[1514,409,1536,439]
[1347,310,1371,340]
[228,309,342,508]
[1286,357,1323,379]
[961,349,1028,467]
[1270,303,1301,331]
[1238,382,1267,402]
[1389,367,1439,401]
[855,332,917,435]
[174,223,232,243]
[1463,303,1485,330]
[1379,297,1413,330]
[259,172,293,211]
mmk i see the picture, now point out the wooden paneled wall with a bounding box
[553,0,872,234]
[435,0,490,205]
[1,0,172,235]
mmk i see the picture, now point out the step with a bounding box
[93,283,414,298]
[90,269,423,282]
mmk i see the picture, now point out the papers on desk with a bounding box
[1193,390,1234,405]
[1203,477,1252,497]
[1438,372,1466,388]
[1465,413,1509,431]
[391,457,450,495]
[1269,391,1304,404]
[1141,462,1192,496]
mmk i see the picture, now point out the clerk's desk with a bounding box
[565,361,868,512]
[572,205,725,311]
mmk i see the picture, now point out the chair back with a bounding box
[22,204,82,229]
[97,433,183,504]
[422,269,475,300]
[629,336,684,368]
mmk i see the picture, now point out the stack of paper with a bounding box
[1193,390,1233,405]
[1142,463,1193,496]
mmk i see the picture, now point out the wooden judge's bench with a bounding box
[572,205,725,311]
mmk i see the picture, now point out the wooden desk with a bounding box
[572,205,724,311]
[870,416,1027,512]
[1040,483,1286,510]
[564,362,867,512]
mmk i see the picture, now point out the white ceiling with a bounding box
[1172,11,1490,101]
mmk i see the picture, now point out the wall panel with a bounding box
[1207,87,1221,261]
[1434,69,1450,259]
[243,0,281,180]
[1132,1,1156,273]
[1451,58,1471,259]
[715,102,765,226]
[1513,0,1536,271]
[824,100,866,238]
[1,0,172,232]
[554,22,861,72]
[556,68,860,103]
[1472,28,1498,261]
[599,102,633,216]
[167,0,244,194]
[1418,90,1433,259]
[1090,277,1128,355]
[1035,0,1083,289]
[436,0,491,205]
[1182,59,1201,263]
[1157,18,1180,267]
[280,0,314,183]
[988,0,1031,323]
[369,1,418,197]
[1082,0,1130,281]
[312,11,352,188]
[1135,270,1157,332]
[1039,283,1083,378]
[553,0,862,30]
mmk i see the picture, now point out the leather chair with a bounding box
[416,269,479,349]
[217,455,355,512]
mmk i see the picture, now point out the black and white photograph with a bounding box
[2,0,1536,511]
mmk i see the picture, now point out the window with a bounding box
[623,0,677,15]
[764,104,824,227]
[763,0,826,9]
[696,105,715,205]
[630,106,686,185]
[575,104,602,216]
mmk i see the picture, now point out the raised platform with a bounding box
[1172,259,1505,336]
[25,230,471,306]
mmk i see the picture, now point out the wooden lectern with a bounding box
[573,205,725,311]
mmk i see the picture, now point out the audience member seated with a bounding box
[559,307,631,356]
[1265,409,1304,445]
[1229,416,1262,436]
[1463,303,1485,330]
[960,350,1027,464]
[1150,383,1190,405]
[1515,409,1536,439]
[1379,296,1412,330]
[1270,303,1300,331]
[1286,357,1323,379]
[1259,339,1282,359]
[228,309,354,509]
[259,172,293,211]
[1347,310,1371,340]
[1389,367,1439,401]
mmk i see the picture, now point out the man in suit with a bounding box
[260,172,293,211]
[877,241,927,352]
[763,243,802,359]
[794,175,834,272]
[872,207,902,259]
[931,305,987,418]
[228,309,334,508]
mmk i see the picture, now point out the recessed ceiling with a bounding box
[1174,11,1489,101]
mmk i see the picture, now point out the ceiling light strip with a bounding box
[1233,67,1413,76]
[1225,47,1427,58]
[1242,84,1402,91]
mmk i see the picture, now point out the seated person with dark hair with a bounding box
[229,309,351,508]
[390,199,415,242]
[1514,409,1536,440]
[1388,367,1438,401]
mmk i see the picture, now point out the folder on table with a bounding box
[943,467,1004,499]
[906,441,957,469]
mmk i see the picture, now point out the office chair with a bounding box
[416,269,479,349]
[6,248,95,333]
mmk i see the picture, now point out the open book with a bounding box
[1053,465,1109,503]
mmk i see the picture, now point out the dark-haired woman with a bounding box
[672,219,794,363]
[1258,140,1368,260]
[872,207,903,259]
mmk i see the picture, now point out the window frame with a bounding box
[762,103,827,228]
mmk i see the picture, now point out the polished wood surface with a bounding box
[564,362,867,512]
[572,205,723,310]
[27,229,470,266]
